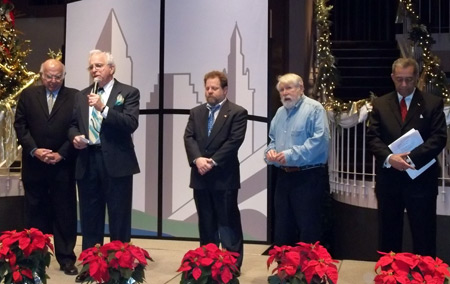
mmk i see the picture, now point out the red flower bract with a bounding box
[78,241,153,284]
[0,228,54,284]
[267,241,339,284]
[177,243,240,284]
[374,251,450,284]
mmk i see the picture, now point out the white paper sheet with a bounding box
[388,128,435,179]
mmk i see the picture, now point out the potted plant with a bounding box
[0,228,54,284]
[374,251,450,283]
[267,241,338,284]
[177,243,240,284]
[78,240,153,284]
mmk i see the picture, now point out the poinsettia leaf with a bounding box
[12,270,22,283]
[192,266,202,280]
[199,257,214,266]
[120,266,133,279]
[267,275,282,284]
[221,266,233,283]
[131,265,146,283]
[326,265,339,284]
[290,277,304,284]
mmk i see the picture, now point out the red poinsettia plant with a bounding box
[78,240,153,284]
[267,241,338,284]
[374,251,450,284]
[0,228,54,284]
[177,243,240,284]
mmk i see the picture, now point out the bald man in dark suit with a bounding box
[14,59,79,275]
[367,57,447,256]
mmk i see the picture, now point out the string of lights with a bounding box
[400,0,449,102]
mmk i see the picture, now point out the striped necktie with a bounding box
[89,88,104,144]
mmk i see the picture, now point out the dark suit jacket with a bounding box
[184,100,247,190]
[14,85,78,182]
[68,79,140,179]
[367,89,447,193]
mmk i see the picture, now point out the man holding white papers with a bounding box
[367,57,447,257]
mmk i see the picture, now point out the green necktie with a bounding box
[88,88,104,143]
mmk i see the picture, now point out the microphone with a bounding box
[93,78,100,94]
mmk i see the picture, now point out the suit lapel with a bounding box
[387,92,403,126]
[37,86,50,117]
[106,79,120,108]
[49,87,67,118]
[80,89,90,134]
[403,91,424,125]
[200,105,209,139]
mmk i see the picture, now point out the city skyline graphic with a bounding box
[66,1,269,240]
[146,24,268,240]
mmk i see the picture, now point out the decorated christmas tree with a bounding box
[0,0,39,168]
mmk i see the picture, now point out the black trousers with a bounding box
[77,148,133,250]
[23,177,77,267]
[273,167,328,246]
[376,179,437,256]
[193,188,243,268]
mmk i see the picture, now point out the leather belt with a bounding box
[280,164,325,173]
[88,144,102,150]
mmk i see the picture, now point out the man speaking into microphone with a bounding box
[69,50,140,282]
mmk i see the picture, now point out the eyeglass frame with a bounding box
[87,63,110,71]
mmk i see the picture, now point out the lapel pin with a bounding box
[224,115,228,118]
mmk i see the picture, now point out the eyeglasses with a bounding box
[87,63,106,71]
[394,77,415,84]
[42,73,64,81]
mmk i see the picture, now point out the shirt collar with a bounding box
[101,79,114,94]
[47,88,60,96]
[206,98,227,110]
[397,88,415,103]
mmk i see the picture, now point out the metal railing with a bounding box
[329,119,450,215]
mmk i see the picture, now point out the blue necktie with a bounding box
[207,104,220,136]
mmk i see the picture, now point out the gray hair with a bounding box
[276,73,304,92]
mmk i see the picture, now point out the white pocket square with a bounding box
[420,114,424,119]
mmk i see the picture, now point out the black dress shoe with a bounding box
[60,263,79,275]
[75,272,88,283]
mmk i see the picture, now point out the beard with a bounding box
[281,95,300,109]
[206,96,218,106]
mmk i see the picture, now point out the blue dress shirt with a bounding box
[265,95,330,167]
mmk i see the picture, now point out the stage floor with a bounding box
[46,237,378,284]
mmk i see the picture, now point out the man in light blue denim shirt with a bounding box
[265,73,330,246]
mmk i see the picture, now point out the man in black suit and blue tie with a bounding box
[68,50,140,282]
[184,70,247,271]
[367,57,447,256]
